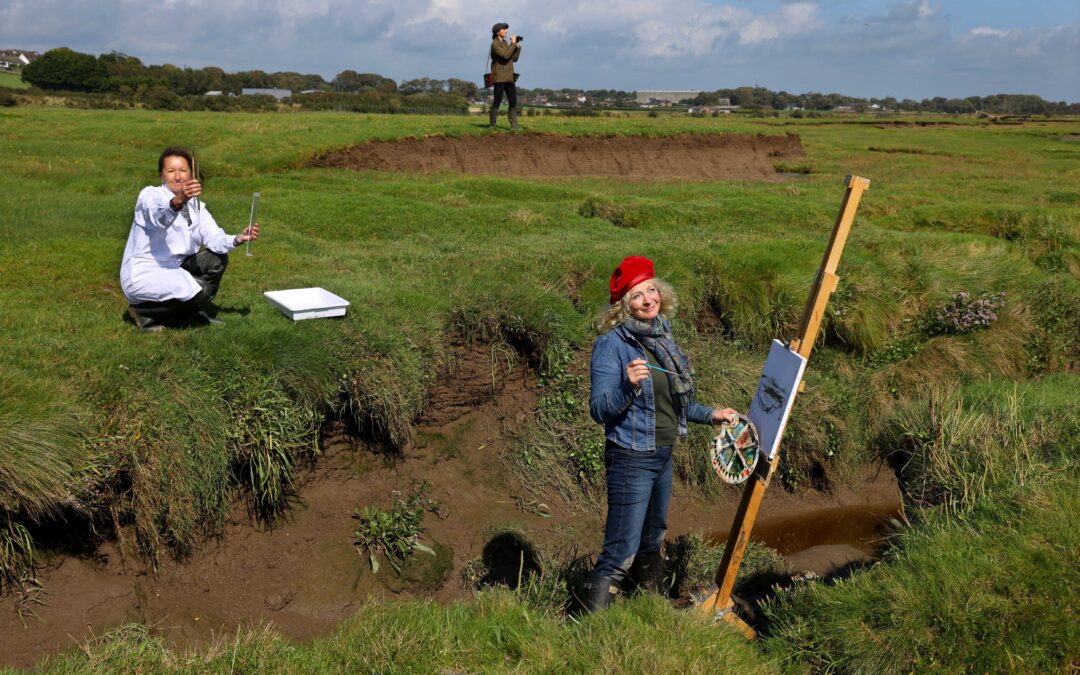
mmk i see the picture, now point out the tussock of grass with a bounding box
[0,376,92,518]
[39,592,772,673]
[763,376,1080,673]
[761,479,1079,673]
[578,196,642,228]
[880,377,1079,512]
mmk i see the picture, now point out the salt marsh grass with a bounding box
[1,107,1077,671]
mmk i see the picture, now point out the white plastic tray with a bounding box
[263,287,350,321]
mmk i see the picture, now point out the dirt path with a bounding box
[309,132,805,180]
[1,343,897,668]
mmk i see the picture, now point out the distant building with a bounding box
[241,88,291,100]
[688,104,740,115]
[0,50,39,66]
[0,51,33,70]
[635,90,700,104]
[204,90,223,97]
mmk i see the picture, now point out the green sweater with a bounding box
[646,347,678,447]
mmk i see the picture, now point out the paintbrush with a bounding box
[645,363,676,375]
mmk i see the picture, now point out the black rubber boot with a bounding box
[571,576,618,616]
[127,305,165,333]
[508,106,520,131]
[196,310,224,326]
[628,551,666,595]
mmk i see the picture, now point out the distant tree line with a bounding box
[517,88,638,106]
[688,86,1080,115]
[14,47,1077,115]
[18,48,470,112]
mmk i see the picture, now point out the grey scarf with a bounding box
[623,317,697,411]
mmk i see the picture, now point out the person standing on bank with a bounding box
[579,255,739,614]
[489,22,522,130]
[121,146,259,332]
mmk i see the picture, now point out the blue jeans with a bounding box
[591,442,673,581]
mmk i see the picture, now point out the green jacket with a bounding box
[490,39,521,83]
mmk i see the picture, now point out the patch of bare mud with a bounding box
[309,132,804,180]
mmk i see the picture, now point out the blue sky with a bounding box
[2,0,1077,100]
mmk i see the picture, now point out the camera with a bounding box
[515,35,524,43]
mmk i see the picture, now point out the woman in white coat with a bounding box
[120,147,258,332]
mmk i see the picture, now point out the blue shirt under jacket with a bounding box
[589,322,715,453]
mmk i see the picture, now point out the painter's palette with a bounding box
[710,414,761,484]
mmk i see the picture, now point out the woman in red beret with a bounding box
[577,255,738,613]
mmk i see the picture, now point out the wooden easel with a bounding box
[698,175,871,638]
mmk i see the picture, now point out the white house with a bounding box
[241,88,291,100]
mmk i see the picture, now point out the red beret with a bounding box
[609,255,655,304]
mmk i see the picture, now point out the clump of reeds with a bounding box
[578,197,640,228]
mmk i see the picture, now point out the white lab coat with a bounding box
[120,184,238,303]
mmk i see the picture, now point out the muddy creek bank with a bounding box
[309,132,805,180]
[2,344,898,668]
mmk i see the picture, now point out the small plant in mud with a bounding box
[352,483,438,574]
[568,434,605,483]
[923,291,1006,336]
[867,334,922,367]
[0,517,35,594]
[0,517,46,623]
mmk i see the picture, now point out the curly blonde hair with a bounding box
[596,278,678,333]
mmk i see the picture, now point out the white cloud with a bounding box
[740,2,821,45]
[970,26,1010,38]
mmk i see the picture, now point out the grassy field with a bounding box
[0,107,1078,672]
[0,71,29,90]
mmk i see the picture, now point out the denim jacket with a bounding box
[589,323,715,453]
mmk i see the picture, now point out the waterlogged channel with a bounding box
[710,495,904,578]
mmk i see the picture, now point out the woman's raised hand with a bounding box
[180,178,202,201]
[236,222,260,244]
[712,407,739,425]
[626,358,650,389]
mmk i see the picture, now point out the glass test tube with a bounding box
[189,148,201,224]
[246,192,260,257]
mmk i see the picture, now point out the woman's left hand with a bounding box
[236,222,260,244]
[711,407,739,425]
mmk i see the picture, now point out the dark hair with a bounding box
[158,146,193,174]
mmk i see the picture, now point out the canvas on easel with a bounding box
[747,340,807,461]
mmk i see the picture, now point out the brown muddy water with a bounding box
[727,499,903,556]
[710,493,904,578]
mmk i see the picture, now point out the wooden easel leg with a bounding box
[698,176,870,638]
[718,601,757,640]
